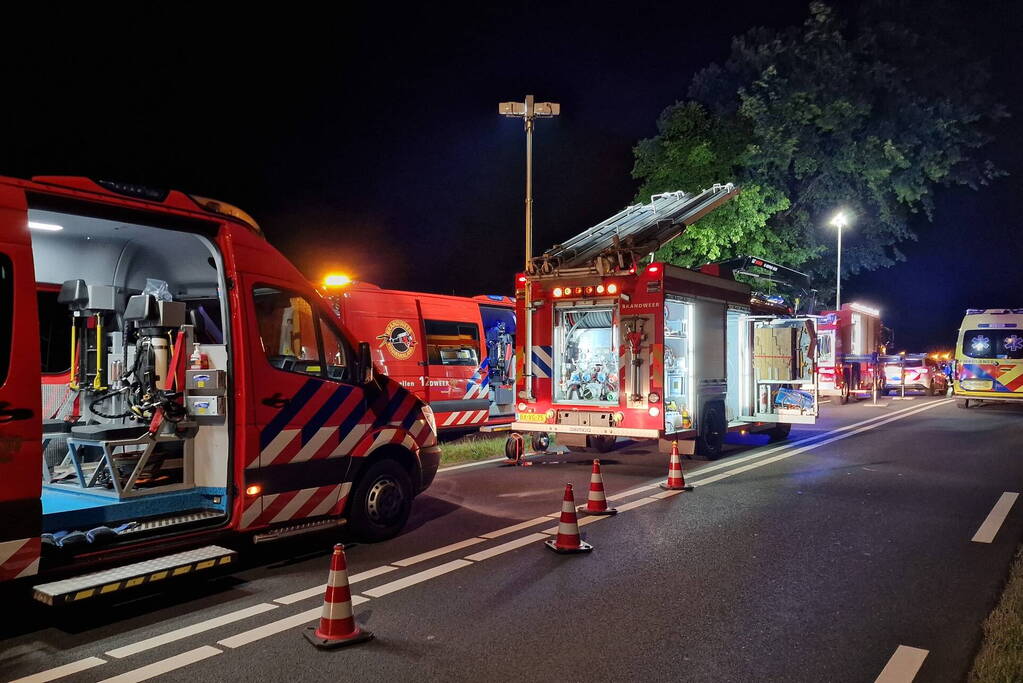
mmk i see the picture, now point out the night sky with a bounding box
[2,2,1019,351]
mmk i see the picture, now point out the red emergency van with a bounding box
[324,282,516,432]
[0,176,440,604]
[816,302,889,403]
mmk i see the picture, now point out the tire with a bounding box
[839,382,851,404]
[505,436,523,460]
[928,382,937,396]
[957,399,971,409]
[765,422,792,442]
[696,402,726,458]
[347,458,414,542]
[586,434,616,453]
[532,432,551,453]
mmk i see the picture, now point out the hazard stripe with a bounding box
[0,537,41,581]
[301,385,354,445]
[259,379,323,450]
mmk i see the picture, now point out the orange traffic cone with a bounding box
[577,460,617,515]
[660,441,694,491]
[304,544,374,649]
[545,484,593,553]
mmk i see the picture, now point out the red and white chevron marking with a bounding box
[437,409,489,429]
[0,537,41,580]
[241,482,352,530]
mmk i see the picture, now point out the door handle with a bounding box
[0,403,34,423]
[261,394,292,409]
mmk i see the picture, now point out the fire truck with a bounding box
[509,185,819,458]
[0,176,440,604]
[816,302,890,403]
[323,281,516,431]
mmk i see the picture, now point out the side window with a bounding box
[38,289,72,374]
[252,286,323,376]
[425,319,480,366]
[319,318,350,381]
[0,254,11,385]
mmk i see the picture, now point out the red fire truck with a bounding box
[323,281,516,432]
[816,302,889,403]
[0,176,440,604]
[510,186,819,458]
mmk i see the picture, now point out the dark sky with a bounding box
[2,1,1019,350]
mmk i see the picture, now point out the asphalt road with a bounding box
[3,396,1021,683]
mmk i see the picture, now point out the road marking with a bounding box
[393,537,486,567]
[481,516,554,539]
[542,514,611,535]
[274,564,399,604]
[616,496,658,512]
[105,603,279,658]
[875,645,928,682]
[651,488,684,499]
[972,492,1019,543]
[465,533,549,561]
[438,456,509,472]
[216,596,367,649]
[96,646,221,683]
[363,559,473,598]
[9,657,106,683]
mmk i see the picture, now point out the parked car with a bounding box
[884,355,948,395]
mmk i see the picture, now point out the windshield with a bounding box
[962,329,1023,360]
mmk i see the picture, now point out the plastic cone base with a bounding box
[304,626,374,649]
[544,539,593,554]
[577,505,618,516]
[659,482,694,491]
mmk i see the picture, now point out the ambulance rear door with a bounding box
[0,182,43,580]
[739,315,819,424]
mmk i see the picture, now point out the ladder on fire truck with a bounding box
[531,183,739,275]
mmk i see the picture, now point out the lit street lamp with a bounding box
[829,211,849,309]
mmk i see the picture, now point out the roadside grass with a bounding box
[438,433,508,467]
[970,545,1023,682]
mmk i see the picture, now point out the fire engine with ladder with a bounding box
[508,185,819,458]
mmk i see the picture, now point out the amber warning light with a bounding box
[323,273,352,288]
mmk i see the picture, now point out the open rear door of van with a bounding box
[0,182,43,581]
[739,315,819,424]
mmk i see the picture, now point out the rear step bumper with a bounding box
[32,545,236,605]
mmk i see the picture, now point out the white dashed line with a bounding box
[363,559,473,598]
[393,537,487,567]
[217,596,368,649]
[481,516,554,539]
[9,657,107,683]
[465,533,549,561]
[97,646,221,683]
[972,492,1019,543]
[274,564,400,604]
[106,603,279,658]
[875,645,928,682]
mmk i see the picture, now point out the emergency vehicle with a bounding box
[509,185,819,458]
[954,308,1023,407]
[0,176,440,604]
[323,282,516,432]
[816,302,890,403]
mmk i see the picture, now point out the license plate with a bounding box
[517,413,548,423]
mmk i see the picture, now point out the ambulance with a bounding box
[323,281,516,432]
[954,308,1023,407]
[510,186,819,458]
[815,302,889,403]
[0,176,440,604]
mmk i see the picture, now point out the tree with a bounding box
[633,2,1006,293]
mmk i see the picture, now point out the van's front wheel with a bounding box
[348,458,413,542]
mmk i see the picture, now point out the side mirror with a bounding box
[358,342,374,384]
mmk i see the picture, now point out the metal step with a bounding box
[119,509,225,536]
[33,545,236,605]
[252,517,344,544]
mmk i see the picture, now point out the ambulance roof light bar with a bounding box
[534,183,738,274]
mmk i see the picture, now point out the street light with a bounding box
[829,211,849,309]
[500,95,559,403]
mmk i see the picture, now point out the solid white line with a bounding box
[465,533,549,561]
[9,657,107,683]
[650,488,685,499]
[875,645,928,682]
[105,603,279,658]
[96,646,221,683]
[972,492,1019,543]
[438,456,508,472]
[274,564,399,605]
[393,537,486,567]
[615,497,658,513]
[481,516,554,539]
[218,607,319,648]
[363,559,473,598]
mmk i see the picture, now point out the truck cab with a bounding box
[0,176,439,601]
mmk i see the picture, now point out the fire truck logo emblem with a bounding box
[377,320,417,360]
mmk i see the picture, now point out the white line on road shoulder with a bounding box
[96,646,221,683]
[875,645,928,682]
[274,564,399,604]
[438,456,508,472]
[481,516,554,539]
[465,533,549,561]
[9,657,107,683]
[218,608,321,649]
[105,603,279,658]
[393,537,486,567]
[363,559,473,598]
[972,492,1019,543]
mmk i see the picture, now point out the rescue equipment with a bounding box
[545,484,593,553]
[659,442,693,491]
[304,544,374,649]
[577,459,617,515]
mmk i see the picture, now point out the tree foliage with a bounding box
[633,2,1006,291]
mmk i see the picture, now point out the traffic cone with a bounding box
[304,544,374,649]
[577,459,617,515]
[660,441,694,491]
[545,484,593,553]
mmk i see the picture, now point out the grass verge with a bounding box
[970,545,1023,681]
[438,433,508,467]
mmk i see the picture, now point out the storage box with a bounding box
[186,369,226,391]
[186,395,224,417]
